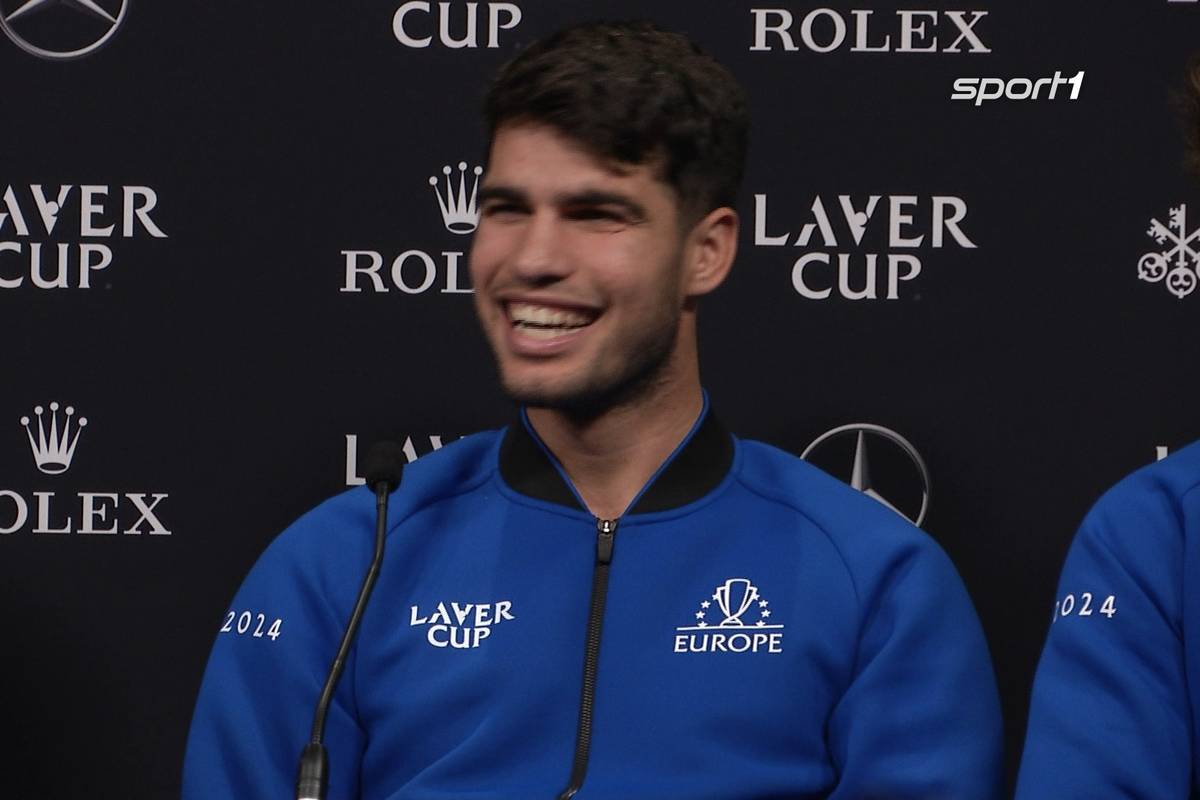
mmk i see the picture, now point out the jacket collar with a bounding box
[498,398,734,516]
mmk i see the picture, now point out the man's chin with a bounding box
[500,377,601,415]
[492,313,678,419]
[500,366,666,420]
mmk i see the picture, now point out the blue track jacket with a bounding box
[184,404,1002,798]
[1017,439,1200,798]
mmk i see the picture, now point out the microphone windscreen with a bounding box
[363,440,405,491]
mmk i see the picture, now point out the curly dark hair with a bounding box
[483,20,749,224]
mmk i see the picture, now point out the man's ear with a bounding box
[683,206,739,297]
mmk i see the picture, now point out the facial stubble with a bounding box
[487,281,683,421]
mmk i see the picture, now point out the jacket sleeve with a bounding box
[181,496,373,799]
[1014,477,1194,799]
[826,534,1004,800]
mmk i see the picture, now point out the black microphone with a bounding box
[295,441,404,800]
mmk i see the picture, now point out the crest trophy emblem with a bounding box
[674,576,783,654]
[715,578,759,626]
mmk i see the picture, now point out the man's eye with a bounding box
[571,208,623,222]
[483,204,525,217]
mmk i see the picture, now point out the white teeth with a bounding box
[518,325,576,340]
[508,302,595,329]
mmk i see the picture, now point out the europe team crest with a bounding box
[674,578,784,654]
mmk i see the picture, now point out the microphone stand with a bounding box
[296,445,401,800]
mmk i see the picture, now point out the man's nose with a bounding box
[510,211,571,283]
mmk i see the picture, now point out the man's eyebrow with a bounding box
[478,184,648,221]
[478,185,527,204]
[557,190,647,220]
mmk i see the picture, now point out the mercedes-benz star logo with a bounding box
[0,0,127,60]
[801,423,932,528]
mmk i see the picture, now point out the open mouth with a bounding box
[506,301,599,340]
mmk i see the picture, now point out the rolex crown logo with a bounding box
[21,402,87,475]
[429,161,484,234]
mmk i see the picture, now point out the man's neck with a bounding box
[526,377,704,521]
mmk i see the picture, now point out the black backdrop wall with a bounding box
[3,1,1198,796]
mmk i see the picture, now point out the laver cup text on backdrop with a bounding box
[182,20,1002,798]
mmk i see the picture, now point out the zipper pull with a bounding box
[595,518,618,565]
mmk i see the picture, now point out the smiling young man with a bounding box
[183,21,1003,799]
[470,121,727,521]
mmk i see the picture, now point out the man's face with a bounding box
[470,122,690,412]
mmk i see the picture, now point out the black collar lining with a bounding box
[497,408,735,516]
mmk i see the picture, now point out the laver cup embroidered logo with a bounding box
[409,600,515,648]
[674,578,784,654]
[1138,203,1200,299]
[0,0,128,60]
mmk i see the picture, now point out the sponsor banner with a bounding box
[803,424,931,527]
[393,1,522,49]
[0,184,167,290]
[5,401,171,536]
[0,0,128,60]
[749,8,989,54]
[1138,203,1200,299]
[344,434,460,485]
[340,159,480,295]
[754,192,976,300]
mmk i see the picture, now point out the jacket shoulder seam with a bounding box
[386,462,496,539]
[734,473,862,613]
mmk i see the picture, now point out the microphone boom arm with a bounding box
[296,445,400,800]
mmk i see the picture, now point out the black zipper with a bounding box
[556,517,618,800]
